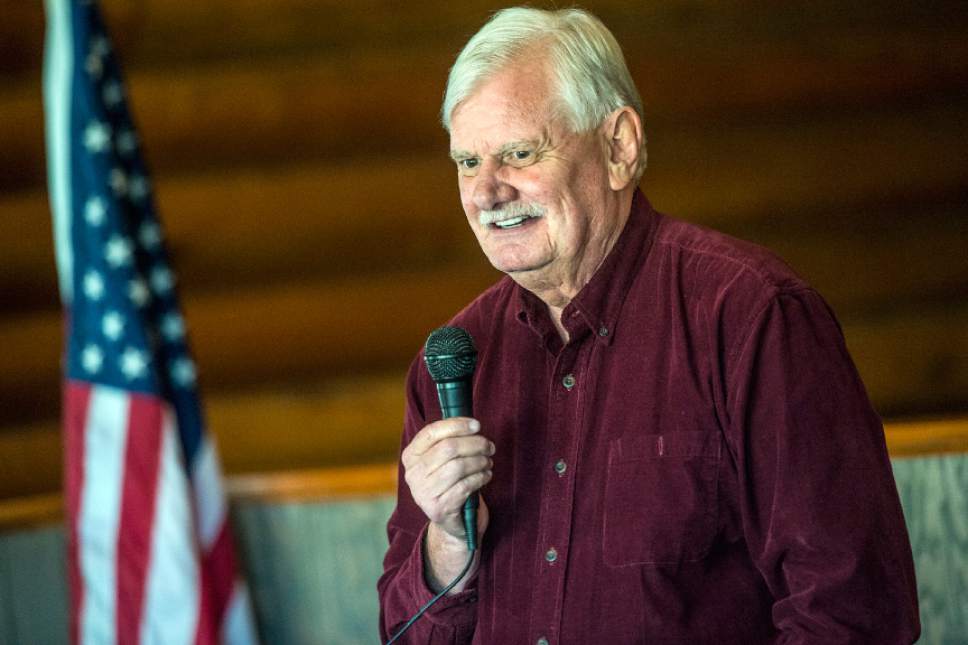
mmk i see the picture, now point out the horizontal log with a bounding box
[3,3,967,191]
[5,0,967,78]
[4,100,967,314]
[0,265,498,428]
[1,415,965,530]
[1,293,966,500]
[1,261,967,429]
[4,255,968,423]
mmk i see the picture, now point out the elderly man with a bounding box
[379,7,919,644]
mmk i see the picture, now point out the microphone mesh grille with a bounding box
[424,326,477,382]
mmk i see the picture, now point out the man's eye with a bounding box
[512,150,531,161]
[459,158,480,170]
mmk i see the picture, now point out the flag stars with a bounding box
[129,278,151,308]
[81,344,104,374]
[85,195,107,226]
[120,347,149,381]
[116,129,138,156]
[85,53,103,79]
[102,311,125,341]
[139,221,163,249]
[89,35,111,58]
[83,270,105,301]
[83,121,111,153]
[128,174,150,202]
[109,168,128,196]
[161,313,186,342]
[171,358,197,387]
[150,266,174,294]
[105,235,133,268]
[102,80,124,108]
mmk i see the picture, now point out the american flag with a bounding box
[43,1,259,643]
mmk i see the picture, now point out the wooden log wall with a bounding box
[1,0,967,499]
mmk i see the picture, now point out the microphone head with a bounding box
[424,326,477,383]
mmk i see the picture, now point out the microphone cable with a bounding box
[384,543,476,644]
[387,326,480,643]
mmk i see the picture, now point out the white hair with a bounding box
[441,7,646,175]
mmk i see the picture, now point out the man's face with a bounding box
[448,58,619,293]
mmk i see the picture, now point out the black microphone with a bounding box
[423,326,479,552]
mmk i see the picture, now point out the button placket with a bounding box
[530,344,583,643]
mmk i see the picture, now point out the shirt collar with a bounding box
[514,189,659,350]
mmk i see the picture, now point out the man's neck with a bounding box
[514,188,635,343]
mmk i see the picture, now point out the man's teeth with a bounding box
[495,216,527,229]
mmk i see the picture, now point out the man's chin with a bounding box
[488,256,553,277]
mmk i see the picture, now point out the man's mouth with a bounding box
[494,216,531,229]
[480,204,546,230]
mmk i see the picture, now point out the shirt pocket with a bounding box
[603,430,721,567]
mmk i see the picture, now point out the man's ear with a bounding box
[603,107,644,191]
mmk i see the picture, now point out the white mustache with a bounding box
[478,203,546,226]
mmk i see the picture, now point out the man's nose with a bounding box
[472,159,516,211]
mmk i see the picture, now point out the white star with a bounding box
[139,221,163,249]
[129,278,151,308]
[81,344,104,374]
[103,80,124,107]
[128,174,150,202]
[105,235,133,268]
[83,270,104,301]
[160,312,185,342]
[85,53,103,78]
[150,266,174,294]
[102,310,125,341]
[85,196,107,226]
[83,121,111,153]
[116,129,138,156]
[170,357,197,387]
[89,35,111,58]
[120,347,149,380]
[110,168,128,196]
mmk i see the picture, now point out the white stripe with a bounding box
[221,583,259,645]
[78,386,129,645]
[140,408,200,645]
[191,436,227,550]
[43,0,75,304]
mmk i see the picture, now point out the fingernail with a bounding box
[468,419,481,433]
[488,442,496,455]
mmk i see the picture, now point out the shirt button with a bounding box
[554,459,567,475]
[562,374,576,390]
[598,324,609,337]
[545,547,558,563]
[537,639,550,645]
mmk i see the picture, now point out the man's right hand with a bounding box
[401,417,494,591]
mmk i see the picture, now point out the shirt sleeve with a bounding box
[377,356,479,643]
[724,288,920,644]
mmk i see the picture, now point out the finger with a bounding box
[422,435,495,476]
[404,417,481,459]
[437,469,494,512]
[425,455,493,499]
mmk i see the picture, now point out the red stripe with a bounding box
[65,381,93,645]
[195,523,241,645]
[115,393,166,644]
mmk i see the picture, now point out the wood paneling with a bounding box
[1,1,966,499]
[4,102,968,313]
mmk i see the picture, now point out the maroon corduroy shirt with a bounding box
[379,191,920,644]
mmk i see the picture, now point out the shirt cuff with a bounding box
[408,524,479,626]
